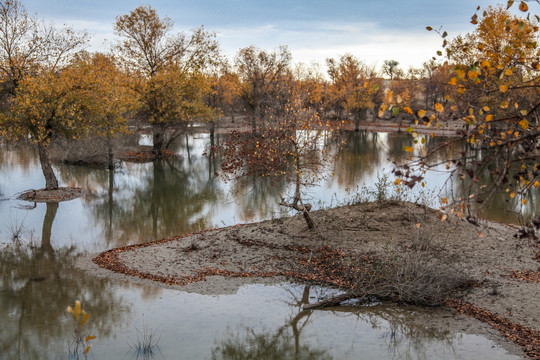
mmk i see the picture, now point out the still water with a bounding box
[0,131,531,359]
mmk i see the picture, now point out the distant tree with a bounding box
[210,64,242,123]
[326,54,383,130]
[382,59,402,80]
[78,52,138,169]
[235,45,292,133]
[114,5,221,156]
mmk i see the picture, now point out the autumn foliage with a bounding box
[385,3,540,220]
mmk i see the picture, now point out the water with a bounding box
[0,131,530,359]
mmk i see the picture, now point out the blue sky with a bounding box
[23,0,499,70]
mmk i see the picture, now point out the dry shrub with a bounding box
[299,246,471,306]
[348,250,470,305]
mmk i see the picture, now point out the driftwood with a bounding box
[303,293,357,310]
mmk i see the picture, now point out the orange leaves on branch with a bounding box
[519,1,528,12]
[434,103,444,112]
[403,146,414,153]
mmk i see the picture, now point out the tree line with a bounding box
[0,0,539,228]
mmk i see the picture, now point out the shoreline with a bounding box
[82,201,540,359]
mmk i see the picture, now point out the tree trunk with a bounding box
[152,123,165,157]
[107,133,114,170]
[37,143,59,190]
[209,121,215,147]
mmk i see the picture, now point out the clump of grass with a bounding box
[128,323,161,359]
[4,211,27,241]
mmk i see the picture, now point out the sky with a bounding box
[22,0,501,71]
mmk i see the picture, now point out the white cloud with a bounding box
[216,20,444,70]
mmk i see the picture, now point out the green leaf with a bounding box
[392,107,400,116]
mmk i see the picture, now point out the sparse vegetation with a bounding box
[66,300,95,360]
[128,323,161,360]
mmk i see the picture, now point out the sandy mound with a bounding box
[17,187,84,202]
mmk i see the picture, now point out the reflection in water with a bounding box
[212,286,332,360]
[210,285,518,360]
[0,202,128,360]
[0,131,534,359]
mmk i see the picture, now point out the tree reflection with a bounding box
[89,157,223,246]
[212,285,332,360]
[331,131,384,187]
[0,202,128,359]
[231,174,284,223]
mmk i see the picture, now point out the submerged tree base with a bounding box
[17,187,84,202]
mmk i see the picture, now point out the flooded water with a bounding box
[0,131,532,359]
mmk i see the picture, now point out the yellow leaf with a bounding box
[468,70,479,79]
[448,78,457,85]
[440,214,448,222]
[403,146,414,153]
[499,84,508,93]
[415,223,421,229]
[386,90,394,103]
[534,181,539,188]
[417,109,426,118]
[404,106,413,114]
[406,126,414,133]
[481,60,491,68]
[455,69,466,79]
[434,103,444,112]
[500,101,509,109]
[85,345,92,354]
[505,68,513,76]
[486,114,493,122]
[458,85,466,94]
[483,106,490,112]
[396,95,403,104]
[519,1,528,11]
[81,313,90,326]
[74,301,81,321]
[441,197,448,204]
[378,104,387,117]
[85,335,96,342]
[394,179,401,185]
[522,199,527,205]
[510,192,516,198]
[519,118,529,129]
